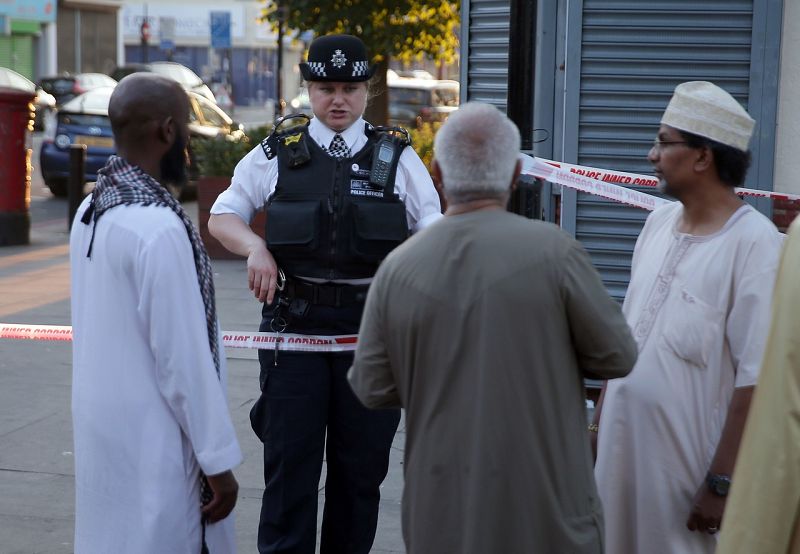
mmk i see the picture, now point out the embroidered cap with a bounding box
[661,81,756,152]
[299,34,376,82]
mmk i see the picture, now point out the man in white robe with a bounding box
[592,81,783,554]
[70,74,242,553]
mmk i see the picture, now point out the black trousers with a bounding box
[250,299,400,554]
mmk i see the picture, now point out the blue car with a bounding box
[39,87,245,197]
[40,87,116,197]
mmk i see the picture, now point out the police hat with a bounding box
[299,34,376,82]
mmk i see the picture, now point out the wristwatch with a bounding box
[706,473,731,497]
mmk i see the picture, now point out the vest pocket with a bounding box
[266,200,321,252]
[348,199,409,263]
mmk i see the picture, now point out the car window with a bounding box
[60,113,111,127]
[42,78,76,95]
[390,87,429,106]
[432,87,458,107]
[189,98,200,123]
[199,101,226,127]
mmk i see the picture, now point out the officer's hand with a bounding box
[201,470,239,523]
[247,244,279,304]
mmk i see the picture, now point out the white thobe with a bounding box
[70,198,243,553]
[595,202,782,554]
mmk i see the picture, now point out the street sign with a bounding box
[159,16,176,51]
[210,11,231,49]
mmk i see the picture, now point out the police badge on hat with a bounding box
[299,34,376,82]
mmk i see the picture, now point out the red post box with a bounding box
[0,87,35,246]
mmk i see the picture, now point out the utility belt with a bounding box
[283,276,370,308]
[267,272,369,366]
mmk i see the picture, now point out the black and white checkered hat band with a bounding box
[307,62,327,77]
[352,61,370,77]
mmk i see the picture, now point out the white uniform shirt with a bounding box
[70,198,242,553]
[211,117,442,232]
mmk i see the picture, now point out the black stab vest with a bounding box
[264,123,409,280]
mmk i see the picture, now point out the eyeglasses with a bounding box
[652,138,689,150]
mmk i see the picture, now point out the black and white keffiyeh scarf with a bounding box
[81,155,221,377]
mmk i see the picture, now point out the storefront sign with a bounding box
[0,0,56,24]
[122,4,245,41]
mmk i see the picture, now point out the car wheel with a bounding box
[45,177,68,197]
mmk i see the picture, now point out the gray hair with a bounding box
[433,102,521,203]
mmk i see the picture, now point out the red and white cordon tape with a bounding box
[520,155,670,211]
[520,154,800,211]
[0,323,358,353]
[6,157,800,347]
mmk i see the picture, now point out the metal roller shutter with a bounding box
[574,0,754,299]
[463,0,511,111]
[0,34,35,78]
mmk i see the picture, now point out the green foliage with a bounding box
[262,1,460,65]
[409,121,441,173]
[193,125,273,177]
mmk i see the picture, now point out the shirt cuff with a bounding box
[197,440,243,477]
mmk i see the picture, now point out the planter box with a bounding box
[197,176,266,259]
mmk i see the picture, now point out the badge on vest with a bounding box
[350,164,382,197]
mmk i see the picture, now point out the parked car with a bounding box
[0,67,56,131]
[110,62,216,104]
[387,76,460,127]
[40,87,244,198]
[39,73,117,106]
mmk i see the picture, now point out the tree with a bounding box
[262,0,460,125]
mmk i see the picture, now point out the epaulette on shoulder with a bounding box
[261,134,279,160]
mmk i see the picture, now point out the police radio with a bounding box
[369,127,410,189]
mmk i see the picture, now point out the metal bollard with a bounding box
[68,144,87,230]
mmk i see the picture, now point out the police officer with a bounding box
[208,34,441,553]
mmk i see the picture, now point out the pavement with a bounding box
[0,136,406,553]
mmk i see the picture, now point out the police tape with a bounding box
[0,323,358,353]
[524,155,800,207]
[519,155,671,211]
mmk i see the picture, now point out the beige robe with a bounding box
[348,210,637,554]
[716,216,800,554]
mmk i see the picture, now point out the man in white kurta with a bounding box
[69,74,242,553]
[594,81,783,553]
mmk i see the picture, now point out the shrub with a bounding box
[193,124,273,177]
[409,121,441,173]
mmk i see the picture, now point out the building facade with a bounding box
[120,1,302,107]
[0,0,59,80]
[57,0,122,75]
[461,0,786,299]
